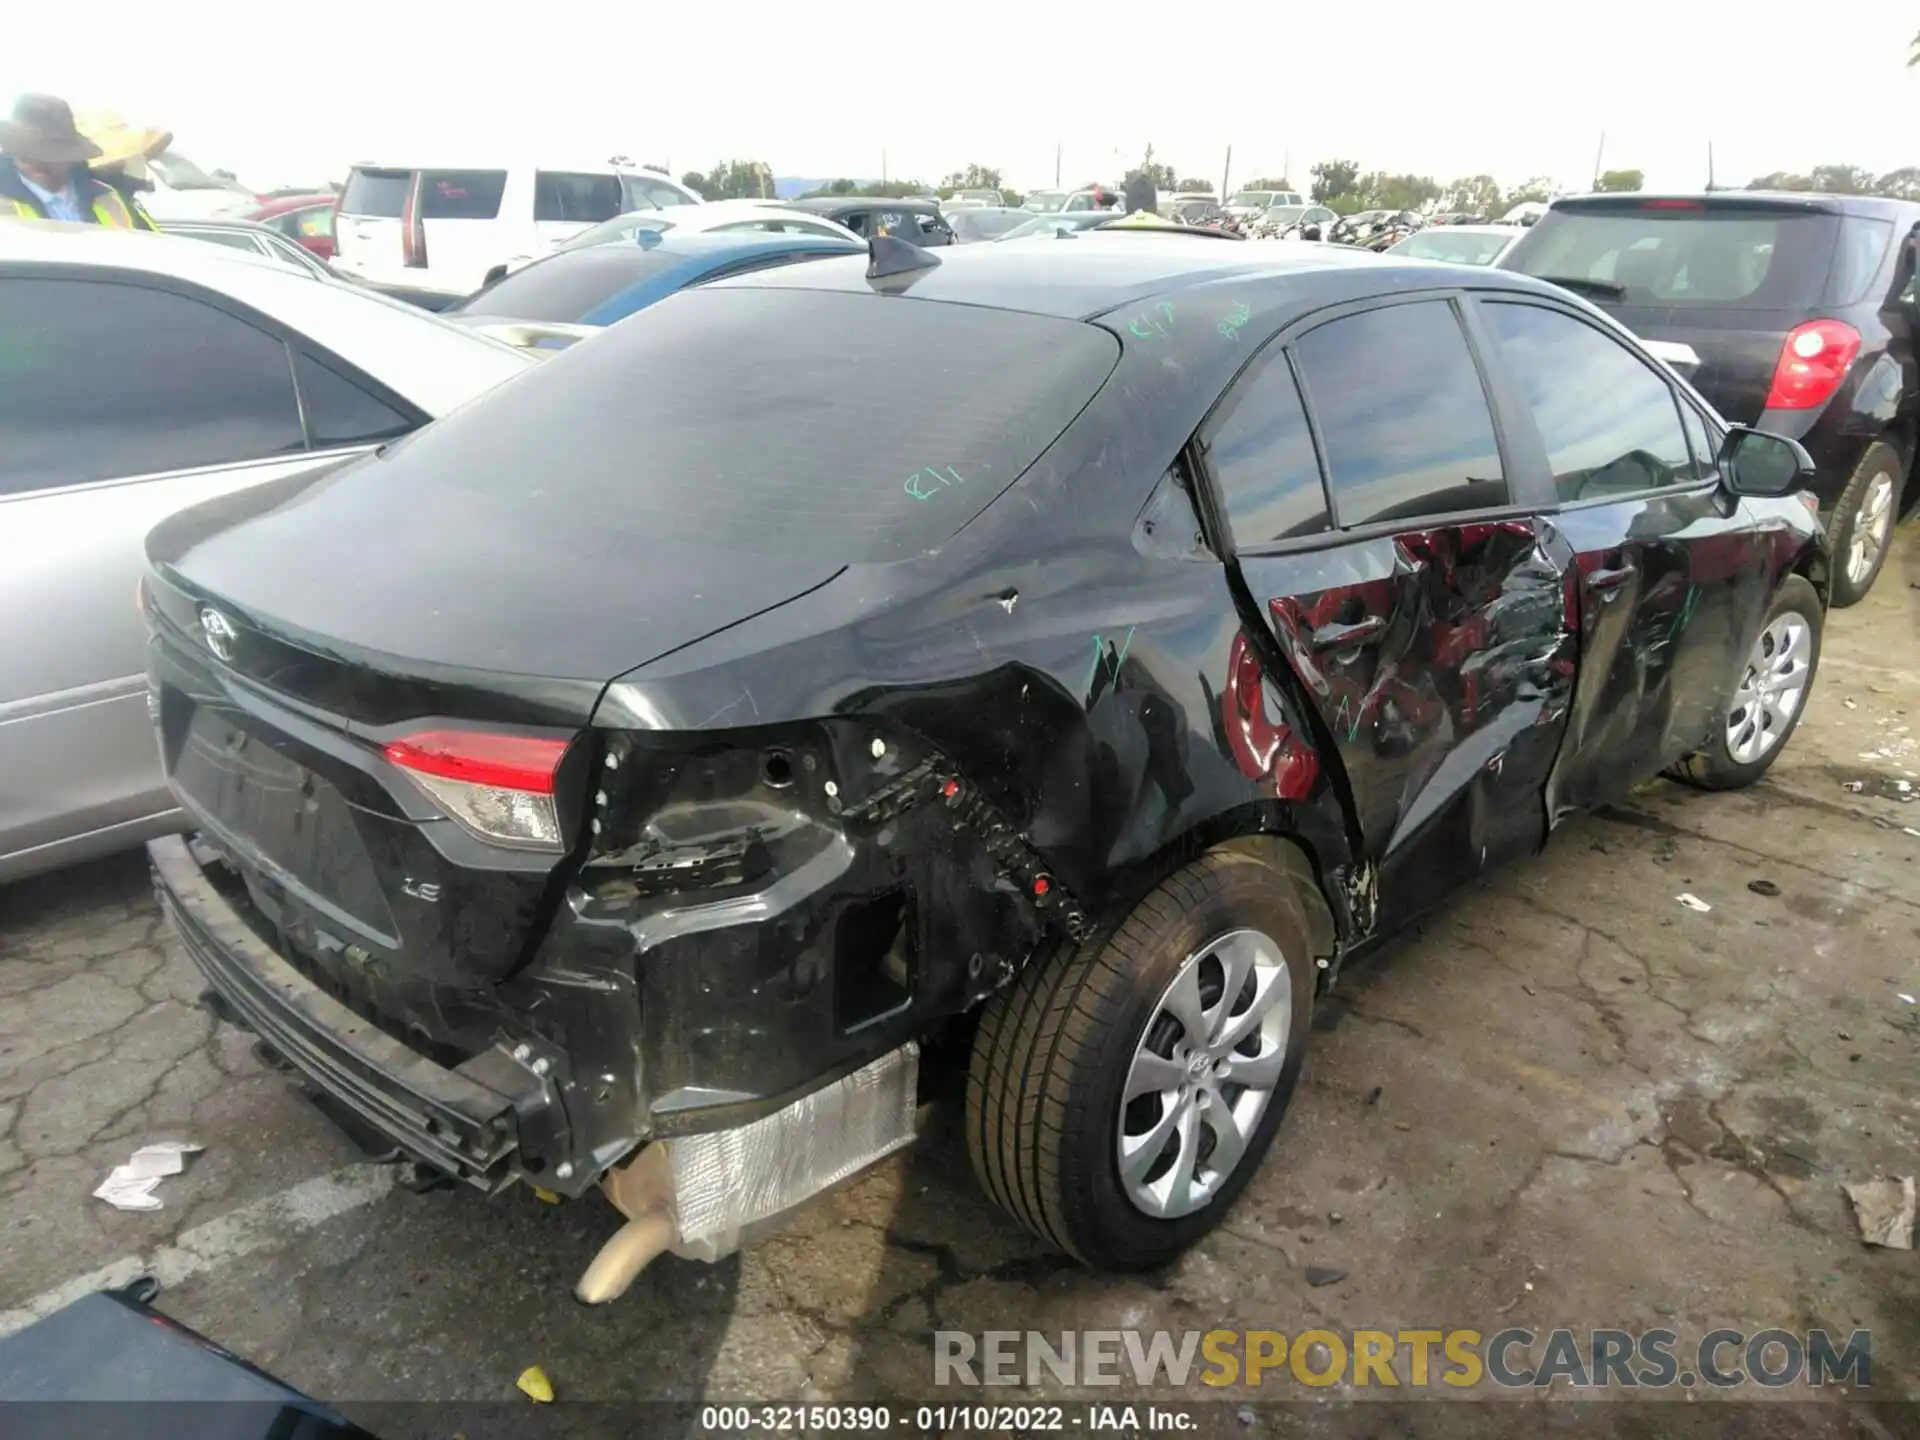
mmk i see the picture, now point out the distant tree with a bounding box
[1745,170,1811,191]
[1809,163,1876,194]
[938,164,1006,197]
[1242,176,1295,191]
[1356,171,1441,211]
[1310,158,1361,204]
[1174,177,1214,193]
[680,161,775,200]
[1441,174,1503,216]
[1500,175,1557,212]
[1876,166,1920,201]
[1594,168,1644,192]
[641,162,670,176]
[1910,28,1920,64]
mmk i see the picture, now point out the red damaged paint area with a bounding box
[1222,632,1319,798]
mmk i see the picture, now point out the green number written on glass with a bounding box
[904,466,967,501]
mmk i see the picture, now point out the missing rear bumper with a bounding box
[577,1041,919,1303]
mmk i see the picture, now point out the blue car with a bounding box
[443,230,863,350]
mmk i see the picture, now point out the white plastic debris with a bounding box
[1899,994,1917,1006]
[1844,1176,1916,1249]
[1675,894,1712,913]
[94,1142,202,1212]
[1842,780,1866,793]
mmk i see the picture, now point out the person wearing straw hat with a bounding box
[76,108,170,230]
[0,94,151,228]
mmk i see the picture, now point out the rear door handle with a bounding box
[1310,616,1386,651]
[1586,566,1634,592]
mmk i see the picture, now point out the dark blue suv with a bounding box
[1501,191,1920,604]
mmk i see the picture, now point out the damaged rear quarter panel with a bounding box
[530,305,1365,1128]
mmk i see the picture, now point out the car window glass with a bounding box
[535,171,625,224]
[642,180,694,208]
[0,279,304,495]
[1677,399,1716,480]
[187,229,267,254]
[1827,217,1893,306]
[420,170,506,220]
[339,168,408,217]
[1293,300,1507,526]
[292,351,416,449]
[1483,302,1695,501]
[1204,350,1330,546]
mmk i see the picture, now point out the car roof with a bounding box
[788,195,938,213]
[1550,191,1920,222]
[702,230,1543,320]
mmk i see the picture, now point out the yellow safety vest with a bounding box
[5,183,147,229]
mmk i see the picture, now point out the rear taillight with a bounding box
[384,729,572,850]
[401,180,426,269]
[1764,319,1861,411]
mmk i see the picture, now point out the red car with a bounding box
[246,193,337,261]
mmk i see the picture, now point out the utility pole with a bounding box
[1706,141,1715,192]
[1054,141,1061,188]
[1220,144,1232,201]
[882,147,888,185]
[1283,148,1291,187]
[1592,129,1606,190]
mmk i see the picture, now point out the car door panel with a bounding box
[1,452,365,864]
[1201,294,1573,932]
[1249,520,1574,923]
[1468,296,1769,817]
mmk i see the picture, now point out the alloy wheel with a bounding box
[1846,471,1896,586]
[1117,928,1292,1219]
[1725,613,1814,765]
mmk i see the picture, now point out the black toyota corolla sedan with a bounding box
[142,233,1828,1299]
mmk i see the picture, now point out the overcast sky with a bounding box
[10,1,1920,194]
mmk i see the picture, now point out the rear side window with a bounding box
[535,171,625,224]
[1505,205,1838,307]
[339,168,410,218]
[1827,217,1894,306]
[292,352,416,449]
[456,250,685,321]
[420,170,506,220]
[1204,351,1328,546]
[360,288,1121,561]
[1293,300,1507,527]
[1482,302,1696,501]
[0,279,304,494]
[623,176,694,210]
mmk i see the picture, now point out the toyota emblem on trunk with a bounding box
[199,606,238,663]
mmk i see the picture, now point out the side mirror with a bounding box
[1720,426,1816,497]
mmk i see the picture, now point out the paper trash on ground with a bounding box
[1675,894,1712,913]
[1844,1176,1916,1249]
[94,1142,204,1212]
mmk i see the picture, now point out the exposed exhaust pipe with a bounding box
[575,1144,680,1305]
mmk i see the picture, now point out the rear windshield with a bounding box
[454,249,685,321]
[340,167,410,218]
[1503,203,1841,306]
[362,288,1120,561]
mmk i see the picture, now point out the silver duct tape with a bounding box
[669,1042,918,1245]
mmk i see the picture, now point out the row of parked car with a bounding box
[0,179,1909,1303]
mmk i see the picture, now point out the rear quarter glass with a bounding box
[339,168,410,218]
[1506,206,1840,308]
[338,287,1120,562]
[1824,216,1894,306]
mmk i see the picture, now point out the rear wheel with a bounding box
[1829,441,1902,607]
[966,840,1329,1269]
[1668,575,1822,791]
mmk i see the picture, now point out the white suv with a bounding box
[331,161,701,296]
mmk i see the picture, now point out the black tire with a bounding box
[1668,574,1823,791]
[1828,440,1903,608]
[966,839,1330,1270]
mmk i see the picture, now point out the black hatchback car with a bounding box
[143,235,1828,1299]
[1500,191,1920,605]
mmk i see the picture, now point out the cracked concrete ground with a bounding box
[1,520,1916,1426]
